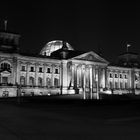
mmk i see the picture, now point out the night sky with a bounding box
[0,1,140,62]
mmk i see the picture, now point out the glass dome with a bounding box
[40,40,74,56]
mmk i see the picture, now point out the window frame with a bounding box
[55,68,59,74]
[21,65,26,71]
[47,67,51,73]
[39,67,43,73]
[30,66,34,72]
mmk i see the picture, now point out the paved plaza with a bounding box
[0,97,140,139]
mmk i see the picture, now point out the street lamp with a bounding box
[16,82,21,104]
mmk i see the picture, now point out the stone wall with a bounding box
[0,86,17,97]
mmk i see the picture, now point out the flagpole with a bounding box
[126,44,131,53]
[4,20,8,31]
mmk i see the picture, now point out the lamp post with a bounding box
[16,83,21,104]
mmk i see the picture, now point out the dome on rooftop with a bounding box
[40,40,74,56]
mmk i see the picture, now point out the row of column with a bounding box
[106,70,132,89]
[68,63,106,93]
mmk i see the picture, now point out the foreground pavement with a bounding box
[0,98,140,139]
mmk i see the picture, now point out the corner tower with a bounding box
[0,21,20,53]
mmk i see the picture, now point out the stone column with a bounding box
[128,70,131,89]
[92,66,96,89]
[77,65,80,88]
[35,63,38,86]
[59,65,61,89]
[82,64,86,99]
[73,63,78,90]
[131,70,135,89]
[16,60,20,84]
[81,65,84,89]
[89,65,93,99]
[112,71,115,89]
[100,68,105,89]
[26,62,29,86]
[118,71,120,89]
[67,62,72,89]
[70,64,74,87]
[122,73,125,89]
[11,59,17,85]
[79,65,82,88]
[105,69,109,89]
[12,57,17,85]
[61,60,68,94]
[51,64,54,87]
[95,66,99,99]
[43,64,46,87]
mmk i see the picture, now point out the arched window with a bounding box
[0,62,11,72]
[115,81,118,89]
[38,77,43,87]
[54,78,59,87]
[110,81,113,89]
[20,76,25,86]
[46,77,51,87]
[29,77,34,86]
[120,82,123,89]
[125,82,128,89]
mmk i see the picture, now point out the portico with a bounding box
[60,51,108,99]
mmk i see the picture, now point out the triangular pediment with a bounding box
[71,51,109,64]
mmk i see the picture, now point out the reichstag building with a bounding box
[0,29,140,99]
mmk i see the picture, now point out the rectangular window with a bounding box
[120,74,122,78]
[115,74,118,78]
[55,68,58,74]
[2,77,8,84]
[110,73,113,78]
[39,67,43,73]
[21,66,26,71]
[30,66,34,72]
[47,68,51,73]
[124,74,127,79]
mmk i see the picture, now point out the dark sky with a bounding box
[0,1,140,62]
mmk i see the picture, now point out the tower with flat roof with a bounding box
[0,20,20,53]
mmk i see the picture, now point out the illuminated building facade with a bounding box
[0,30,140,99]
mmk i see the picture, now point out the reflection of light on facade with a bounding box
[1,29,140,99]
